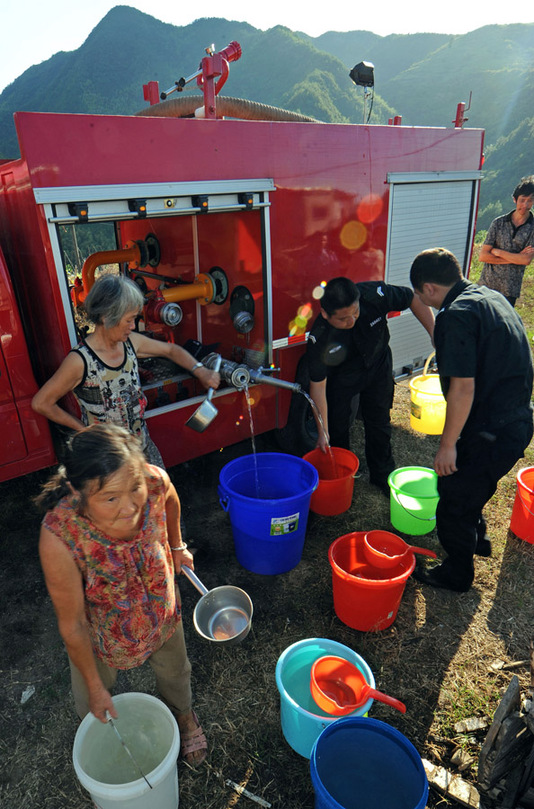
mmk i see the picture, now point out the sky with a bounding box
[1,1,533,93]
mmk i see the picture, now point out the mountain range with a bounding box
[1,5,533,228]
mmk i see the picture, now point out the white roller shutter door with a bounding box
[385,172,480,376]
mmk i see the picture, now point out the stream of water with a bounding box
[300,391,339,478]
[241,387,340,496]
[243,385,260,496]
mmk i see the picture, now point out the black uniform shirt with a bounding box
[307,282,414,386]
[435,280,533,432]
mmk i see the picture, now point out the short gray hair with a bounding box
[84,275,144,328]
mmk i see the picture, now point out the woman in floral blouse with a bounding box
[37,423,207,766]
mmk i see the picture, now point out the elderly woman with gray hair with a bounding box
[32,274,220,466]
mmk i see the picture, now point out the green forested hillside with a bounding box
[313,30,449,86]
[315,22,534,227]
[478,116,534,226]
[0,6,394,157]
[0,5,532,227]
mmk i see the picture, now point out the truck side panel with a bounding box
[0,246,56,481]
[0,112,484,472]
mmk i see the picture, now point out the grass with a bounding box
[1,254,534,808]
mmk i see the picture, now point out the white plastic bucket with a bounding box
[73,692,180,809]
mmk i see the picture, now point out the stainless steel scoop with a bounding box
[185,354,222,432]
[181,566,253,645]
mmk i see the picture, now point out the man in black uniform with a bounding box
[306,276,435,494]
[410,247,533,591]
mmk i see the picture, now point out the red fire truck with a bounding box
[0,44,484,483]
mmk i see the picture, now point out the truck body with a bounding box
[0,85,484,482]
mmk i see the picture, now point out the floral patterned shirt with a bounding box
[42,466,179,669]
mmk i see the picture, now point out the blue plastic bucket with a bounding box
[310,716,428,809]
[218,452,318,574]
[275,638,374,759]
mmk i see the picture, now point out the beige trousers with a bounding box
[69,619,192,720]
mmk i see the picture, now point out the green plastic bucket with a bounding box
[388,466,439,536]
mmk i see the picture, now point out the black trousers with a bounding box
[326,352,395,485]
[436,417,533,589]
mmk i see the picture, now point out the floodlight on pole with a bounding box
[349,61,375,124]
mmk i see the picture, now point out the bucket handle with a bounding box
[218,485,230,512]
[515,484,534,518]
[394,490,437,522]
[423,351,437,377]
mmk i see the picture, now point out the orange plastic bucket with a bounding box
[510,467,534,544]
[328,532,415,632]
[303,448,359,516]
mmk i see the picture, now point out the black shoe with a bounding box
[412,564,471,593]
[475,536,491,557]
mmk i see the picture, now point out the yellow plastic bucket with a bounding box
[409,353,446,435]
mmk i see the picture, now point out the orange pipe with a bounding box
[72,243,142,306]
[71,244,215,309]
[82,244,141,294]
[161,273,215,306]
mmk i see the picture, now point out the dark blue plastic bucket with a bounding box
[310,717,428,809]
[218,452,318,574]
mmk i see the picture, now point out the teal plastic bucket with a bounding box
[275,638,374,759]
[310,716,428,809]
[218,453,318,574]
[388,466,439,536]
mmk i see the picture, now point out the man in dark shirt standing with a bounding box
[478,176,534,307]
[306,277,435,494]
[410,247,533,592]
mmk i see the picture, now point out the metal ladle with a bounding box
[185,354,222,432]
[181,566,253,645]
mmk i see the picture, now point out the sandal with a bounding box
[180,710,207,766]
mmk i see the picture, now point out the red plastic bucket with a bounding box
[510,467,534,544]
[328,532,415,632]
[303,448,359,516]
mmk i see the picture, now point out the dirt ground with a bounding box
[1,382,533,809]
